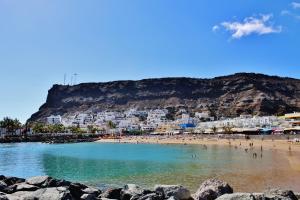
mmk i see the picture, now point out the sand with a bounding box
[96,135,300,152]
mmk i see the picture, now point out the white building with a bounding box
[195,112,210,119]
[147,109,168,127]
[0,128,7,138]
[176,113,195,125]
[195,115,280,133]
[140,124,156,132]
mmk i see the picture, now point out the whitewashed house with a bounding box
[147,109,168,127]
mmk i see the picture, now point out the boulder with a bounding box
[26,176,51,186]
[2,177,25,186]
[15,182,39,192]
[193,179,233,200]
[1,185,16,194]
[7,187,72,200]
[167,197,177,200]
[101,188,122,199]
[137,193,163,200]
[69,182,88,199]
[81,193,99,200]
[216,192,295,200]
[154,185,191,200]
[0,192,8,200]
[120,184,145,200]
[265,189,298,200]
[0,195,8,200]
[82,187,101,196]
[47,178,71,188]
[216,193,256,200]
[101,198,118,200]
[0,181,7,192]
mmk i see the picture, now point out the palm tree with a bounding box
[0,117,22,133]
[211,126,217,135]
[222,125,233,134]
[107,121,116,129]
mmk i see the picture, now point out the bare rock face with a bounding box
[193,179,233,200]
[28,73,300,122]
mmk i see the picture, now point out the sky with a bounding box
[0,0,299,123]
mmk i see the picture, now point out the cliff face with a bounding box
[29,73,300,122]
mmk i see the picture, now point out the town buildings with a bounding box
[43,110,300,135]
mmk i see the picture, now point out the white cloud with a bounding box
[218,14,282,39]
[291,2,300,9]
[212,25,219,32]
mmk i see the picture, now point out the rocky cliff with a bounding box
[28,73,300,122]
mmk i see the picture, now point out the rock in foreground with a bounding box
[0,175,298,200]
[193,179,233,200]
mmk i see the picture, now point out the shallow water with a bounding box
[0,142,299,192]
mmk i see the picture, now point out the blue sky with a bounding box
[0,0,299,123]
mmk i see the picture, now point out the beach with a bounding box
[96,135,300,153]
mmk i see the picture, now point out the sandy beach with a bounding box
[96,135,300,152]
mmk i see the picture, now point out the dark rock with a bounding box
[216,192,295,200]
[26,176,51,186]
[47,178,71,188]
[193,179,233,200]
[82,187,101,196]
[216,193,257,200]
[265,189,298,200]
[137,193,163,200]
[101,188,122,199]
[0,194,8,200]
[0,191,8,200]
[69,182,88,199]
[6,187,72,200]
[15,182,39,192]
[1,185,16,194]
[2,176,25,186]
[0,181,7,192]
[154,185,191,200]
[81,193,100,200]
[101,198,118,200]
[120,184,145,200]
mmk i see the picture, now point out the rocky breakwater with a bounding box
[0,175,299,200]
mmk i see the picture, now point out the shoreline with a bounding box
[96,135,300,153]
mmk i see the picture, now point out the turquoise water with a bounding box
[0,142,299,192]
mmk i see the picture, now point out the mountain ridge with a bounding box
[28,73,300,122]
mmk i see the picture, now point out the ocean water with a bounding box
[0,142,299,192]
